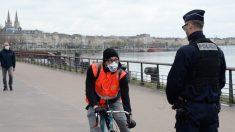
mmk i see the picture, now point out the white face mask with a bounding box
[107,62,118,72]
[5,46,10,50]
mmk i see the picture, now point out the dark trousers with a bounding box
[2,67,13,89]
[175,103,219,132]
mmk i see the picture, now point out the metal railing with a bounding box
[15,52,235,105]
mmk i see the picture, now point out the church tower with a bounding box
[5,10,12,28]
[14,11,21,31]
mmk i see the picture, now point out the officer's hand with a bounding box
[216,102,221,113]
[127,114,136,129]
[94,106,108,117]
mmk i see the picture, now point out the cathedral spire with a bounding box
[14,11,21,29]
[5,10,12,28]
[15,11,19,23]
[7,10,11,23]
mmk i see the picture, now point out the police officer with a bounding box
[85,48,136,132]
[166,9,226,132]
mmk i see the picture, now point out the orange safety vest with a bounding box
[86,63,126,106]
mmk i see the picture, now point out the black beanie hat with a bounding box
[103,48,119,62]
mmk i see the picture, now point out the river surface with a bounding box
[81,45,235,95]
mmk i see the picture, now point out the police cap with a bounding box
[183,9,205,22]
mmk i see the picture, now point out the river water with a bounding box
[81,45,235,67]
[81,45,235,95]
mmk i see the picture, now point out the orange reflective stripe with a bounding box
[95,66,120,100]
[85,96,89,103]
[98,99,107,107]
[86,64,98,104]
[91,63,98,78]
[119,70,127,79]
[86,64,124,105]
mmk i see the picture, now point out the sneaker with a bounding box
[3,88,7,91]
[9,86,13,91]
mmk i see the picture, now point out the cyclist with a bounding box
[85,48,136,132]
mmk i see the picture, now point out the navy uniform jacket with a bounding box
[0,49,16,69]
[166,31,226,105]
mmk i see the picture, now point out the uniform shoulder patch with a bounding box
[197,43,218,51]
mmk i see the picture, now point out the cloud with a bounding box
[1,0,235,37]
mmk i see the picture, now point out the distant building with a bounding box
[3,10,22,32]
[0,10,23,45]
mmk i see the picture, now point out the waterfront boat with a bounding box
[147,48,164,52]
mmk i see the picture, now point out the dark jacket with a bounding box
[86,63,132,112]
[166,31,226,105]
[0,49,16,69]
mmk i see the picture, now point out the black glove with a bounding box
[175,108,189,123]
[127,114,136,129]
[216,102,221,113]
[172,98,186,110]
[94,107,108,117]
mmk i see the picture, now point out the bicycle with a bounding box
[95,110,132,132]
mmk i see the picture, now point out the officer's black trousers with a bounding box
[175,103,219,132]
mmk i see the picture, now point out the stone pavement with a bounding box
[0,62,234,132]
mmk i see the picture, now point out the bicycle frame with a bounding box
[96,110,130,132]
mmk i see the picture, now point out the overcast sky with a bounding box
[0,0,235,38]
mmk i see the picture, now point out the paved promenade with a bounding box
[0,62,235,132]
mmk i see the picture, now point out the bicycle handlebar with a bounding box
[95,110,131,118]
[106,110,130,115]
